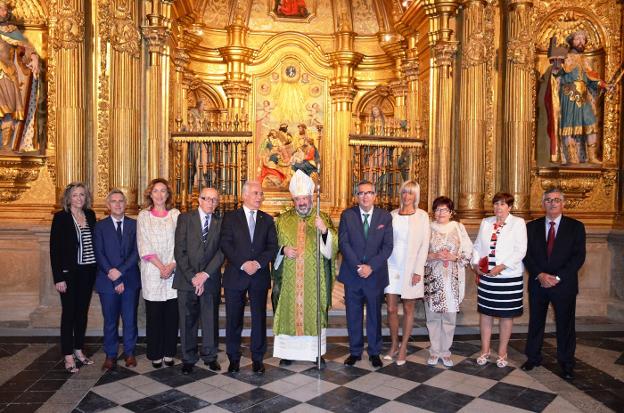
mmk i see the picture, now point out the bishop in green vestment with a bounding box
[272,170,338,363]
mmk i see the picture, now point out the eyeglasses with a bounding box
[434,207,450,213]
[544,198,562,204]
[357,191,375,196]
[200,196,219,203]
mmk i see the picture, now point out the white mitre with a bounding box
[289,170,315,197]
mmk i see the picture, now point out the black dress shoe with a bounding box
[252,361,265,374]
[369,355,383,368]
[164,357,175,367]
[152,359,163,369]
[205,360,221,371]
[344,355,361,366]
[227,360,240,373]
[561,369,575,380]
[521,361,541,371]
[181,363,193,375]
[315,357,326,366]
[279,359,292,366]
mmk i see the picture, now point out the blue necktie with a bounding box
[115,220,122,243]
[248,211,256,241]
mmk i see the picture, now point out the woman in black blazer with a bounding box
[50,182,97,373]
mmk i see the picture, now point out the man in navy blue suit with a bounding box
[338,180,393,368]
[522,188,586,380]
[221,181,278,374]
[94,189,140,371]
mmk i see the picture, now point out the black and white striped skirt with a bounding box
[477,274,523,318]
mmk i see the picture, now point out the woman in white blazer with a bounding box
[471,192,527,368]
[384,180,430,366]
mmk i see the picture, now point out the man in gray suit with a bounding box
[174,187,224,374]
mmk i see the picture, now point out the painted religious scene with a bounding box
[254,60,324,190]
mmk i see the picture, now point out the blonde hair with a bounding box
[61,182,93,212]
[399,180,420,209]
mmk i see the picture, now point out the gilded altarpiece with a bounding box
[530,0,621,223]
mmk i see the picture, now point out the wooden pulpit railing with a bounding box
[349,134,427,210]
[171,131,253,213]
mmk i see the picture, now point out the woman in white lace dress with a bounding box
[424,196,473,367]
[137,178,180,368]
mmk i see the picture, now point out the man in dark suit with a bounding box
[94,189,140,371]
[522,187,586,380]
[221,181,278,374]
[174,187,224,374]
[338,180,393,368]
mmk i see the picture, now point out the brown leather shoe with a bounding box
[125,355,137,368]
[102,357,116,371]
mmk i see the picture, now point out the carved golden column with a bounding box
[95,1,142,210]
[171,31,198,212]
[142,0,173,183]
[424,0,460,200]
[502,0,534,216]
[329,27,363,210]
[219,15,254,119]
[457,0,488,219]
[50,1,87,200]
[404,34,421,138]
[382,38,408,123]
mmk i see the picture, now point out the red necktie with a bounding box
[547,221,555,258]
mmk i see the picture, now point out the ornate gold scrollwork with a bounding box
[0,156,45,203]
[51,6,85,50]
[462,31,489,68]
[433,40,459,67]
[507,29,534,67]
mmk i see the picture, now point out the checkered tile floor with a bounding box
[73,341,575,413]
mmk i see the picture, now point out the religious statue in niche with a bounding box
[538,30,614,166]
[274,0,309,18]
[254,61,324,190]
[187,98,206,132]
[0,0,42,153]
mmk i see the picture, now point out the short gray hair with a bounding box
[106,188,127,203]
[242,180,261,195]
[61,182,93,212]
[542,187,565,201]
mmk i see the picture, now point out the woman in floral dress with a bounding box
[424,196,473,367]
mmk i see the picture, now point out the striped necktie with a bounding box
[202,215,210,243]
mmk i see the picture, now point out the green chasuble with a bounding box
[272,208,338,336]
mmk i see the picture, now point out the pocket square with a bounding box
[377,224,385,230]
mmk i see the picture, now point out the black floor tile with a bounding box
[14,391,55,404]
[167,396,211,412]
[216,388,279,412]
[29,379,65,391]
[615,353,624,365]
[227,363,294,386]
[74,391,117,413]
[239,395,299,412]
[307,386,388,413]
[150,389,190,405]
[2,403,42,413]
[449,341,481,357]
[480,382,557,412]
[300,361,370,385]
[95,366,139,386]
[324,343,350,360]
[0,392,20,404]
[0,344,27,359]
[145,366,214,387]
[577,337,624,352]
[123,396,163,412]
[450,358,514,381]
[587,390,624,413]
[378,360,444,383]
[396,384,474,413]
